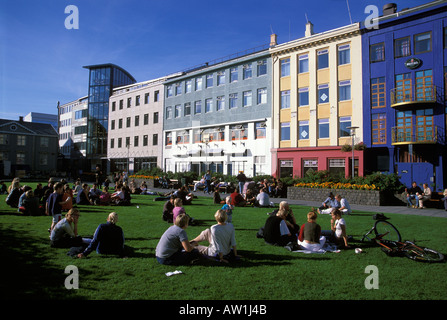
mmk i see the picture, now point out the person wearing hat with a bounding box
[318,192,340,214]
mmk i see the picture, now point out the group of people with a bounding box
[317,192,352,215]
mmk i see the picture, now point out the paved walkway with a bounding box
[151,187,447,219]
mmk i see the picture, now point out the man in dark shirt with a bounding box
[405,181,423,208]
[263,210,296,247]
[163,195,176,223]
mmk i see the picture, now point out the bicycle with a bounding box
[361,214,445,263]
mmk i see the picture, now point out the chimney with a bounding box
[383,3,397,16]
[305,21,314,37]
[270,33,277,47]
[19,116,24,122]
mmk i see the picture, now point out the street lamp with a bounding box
[346,126,358,178]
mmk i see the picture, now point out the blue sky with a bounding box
[0,0,431,120]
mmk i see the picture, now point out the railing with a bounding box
[391,125,439,145]
[390,85,437,107]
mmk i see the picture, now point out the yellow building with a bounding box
[269,22,364,178]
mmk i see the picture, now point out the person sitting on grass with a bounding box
[47,182,73,232]
[162,195,176,223]
[221,196,234,223]
[229,187,246,207]
[322,209,350,249]
[172,197,186,222]
[61,184,73,212]
[190,209,240,263]
[99,186,111,205]
[263,207,298,250]
[255,188,270,208]
[19,190,42,216]
[76,183,93,205]
[155,213,201,265]
[78,212,126,258]
[298,210,326,252]
[49,208,86,248]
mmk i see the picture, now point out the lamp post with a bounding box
[346,126,358,178]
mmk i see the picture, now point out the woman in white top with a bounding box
[418,183,432,209]
[329,209,349,248]
[191,209,240,263]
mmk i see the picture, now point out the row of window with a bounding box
[280,116,352,141]
[166,88,267,119]
[165,123,267,146]
[0,134,51,147]
[280,81,351,109]
[111,112,159,130]
[370,31,433,62]
[0,151,49,165]
[110,134,159,149]
[280,44,351,77]
[111,90,160,111]
[166,59,268,97]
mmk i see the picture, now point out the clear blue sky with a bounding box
[0,0,431,120]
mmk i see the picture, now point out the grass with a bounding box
[1,181,447,301]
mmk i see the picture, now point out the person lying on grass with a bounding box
[78,212,126,258]
[155,213,201,265]
[190,209,241,263]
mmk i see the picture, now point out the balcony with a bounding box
[391,125,440,145]
[390,85,437,109]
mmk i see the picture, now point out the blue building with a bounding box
[361,1,447,191]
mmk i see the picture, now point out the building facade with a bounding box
[270,22,364,179]
[0,117,58,177]
[108,77,167,174]
[361,1,447,190]
[24,112,58,131]
[162,46,272,177]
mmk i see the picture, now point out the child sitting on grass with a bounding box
[221,196,234,223]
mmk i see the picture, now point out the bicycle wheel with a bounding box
[404,245,445,263]
[374,220,401,242]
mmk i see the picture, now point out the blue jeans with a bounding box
[407,194,417,207]
[156,248,200,265]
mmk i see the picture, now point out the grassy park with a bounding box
[1,182,446,301]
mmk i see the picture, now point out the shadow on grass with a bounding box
[0,227,91,299]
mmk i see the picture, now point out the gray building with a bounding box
[163,45,273,177]
[0,117,58,177]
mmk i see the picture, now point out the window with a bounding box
[339,80,351,101]
[339,116,351,137]
[230,67,238,82]
[118,118,123,129]
[135,115,139,126]
[111,101,116,111]
[328,159,345,177]
[17,135,26,146]
[195,77,202,91]
[414,32,431,54]
[317,49,329,69]
[119,100,123,109]
[230,125,247,140]
[143,135,148,146]
[185,80,192,93]
[280,58,290,77]
[154,91,159,101]
[338,44,350,65]
[370,43,385,62]
[134,136,139,147]
[372,113,386,144]
[165,132,172,146]
[175,105,181,118]
[280,122,290,141]
[318,84,329,104]
[299,54,309,73]
[371,77,386,108]
[118,138,122,148]
[16,152,25,164]
[136,95,140,106]
[303,159,318,177]
[110,138,114,149]
[243,64,252,79]
[74,126,87,135]
[144,114,149,125]
[144,93,149,104]
[205,99,213,113]
[257,59,267,76]
[166,85,173,97]
[217,96,225,111]
[126,117,131,128]
[280,90,290,109]
[255,122,266,139]
[243,91,252,107]
[40,137,49,147]
[166,106,172,119]
[298,120,309,140]
[229,93,238,109]
[175,83,182,95]
[194,101,202,114]
[299,87,309,106]
[206,74,213,88]
[153,134,158,146]
[127,97,131,108]
[394,36,411,58]
[111,120,115,130]
[415,69,433,101]
[257,88,267,104]
[0,134,8,145]
[318,118,330,138]
[184,103,191,116]
[153,112,159,124]
[395,73,412,103]
[217,71,225,85]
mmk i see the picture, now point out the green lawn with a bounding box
[1,182,446,301]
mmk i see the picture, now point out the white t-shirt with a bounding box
[340,198,352,213]
[335,218,346,238]
[256,192,270,206]
[208,223,237,256]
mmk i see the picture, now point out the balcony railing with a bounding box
[390,85,437,107]
[391,125,439,145]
